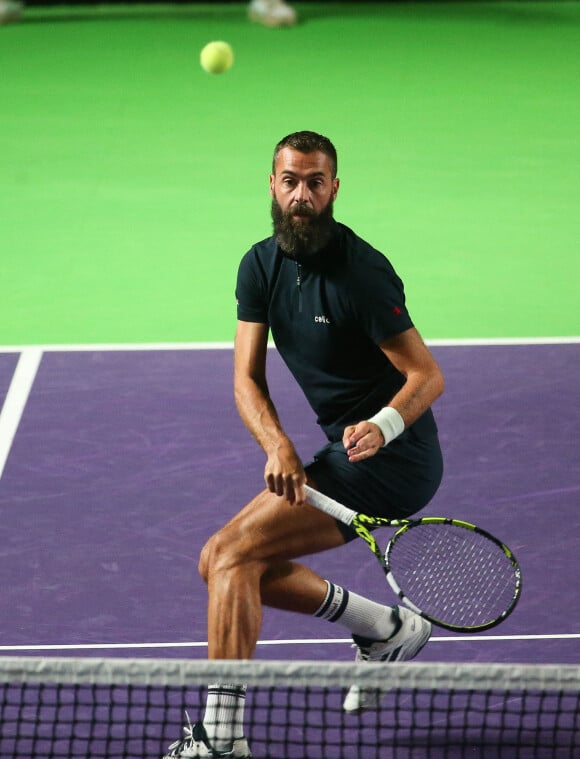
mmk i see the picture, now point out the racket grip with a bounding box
[304,485,356,526]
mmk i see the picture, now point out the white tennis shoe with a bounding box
[163,715,252,758]
[247,0,297,27]
[343,605,432,713]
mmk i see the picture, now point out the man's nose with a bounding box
[293,181,310,204]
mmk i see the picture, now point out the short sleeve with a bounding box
[235,249,269,323]
[351,256,414,343]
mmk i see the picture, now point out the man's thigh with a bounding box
[213,486,346,564]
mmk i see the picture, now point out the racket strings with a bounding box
[387,524,519,628]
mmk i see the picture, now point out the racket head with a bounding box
[384,518,522,633]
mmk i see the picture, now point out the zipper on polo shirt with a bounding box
[295,262,303,313]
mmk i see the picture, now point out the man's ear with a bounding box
[332,178,340,201]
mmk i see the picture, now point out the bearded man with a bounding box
[164,131,445,759]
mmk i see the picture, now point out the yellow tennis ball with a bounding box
[200,41,234,75]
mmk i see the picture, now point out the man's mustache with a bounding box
[287,202,316,219]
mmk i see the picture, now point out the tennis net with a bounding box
[0,656,578,758]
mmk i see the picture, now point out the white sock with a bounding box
[314,581,398,640]
[203,683,246,750]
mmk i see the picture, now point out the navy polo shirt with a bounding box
[236,222,437,442]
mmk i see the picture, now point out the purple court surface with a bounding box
[0,343,579,666]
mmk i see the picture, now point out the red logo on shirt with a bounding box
[393,306,401,316]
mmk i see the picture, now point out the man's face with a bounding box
[269,147,340,259]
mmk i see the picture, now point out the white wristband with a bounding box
[367,406,405,447]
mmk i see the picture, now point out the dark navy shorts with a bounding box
[304,428,443,543]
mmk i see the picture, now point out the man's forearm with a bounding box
[234,376,294,455]
[385,367,444,428]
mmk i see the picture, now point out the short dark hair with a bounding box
[272,131,338,178]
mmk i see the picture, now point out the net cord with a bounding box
[1,657,578,692]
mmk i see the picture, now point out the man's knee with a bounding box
[198,536,212,585]
[198,531,224,584]
[198,528,243,584]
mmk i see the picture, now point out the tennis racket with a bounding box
[304,485,522,633]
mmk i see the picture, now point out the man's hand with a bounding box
[343,421,384,462]
[264,444,307,504]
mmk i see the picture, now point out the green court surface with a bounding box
[1,2,579,345]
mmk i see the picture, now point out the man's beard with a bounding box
[271,197,334,260]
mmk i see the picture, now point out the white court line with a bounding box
[0,634,578,652]
[0,348,43,481]
[0,342,234,353]
[0,337,579,354]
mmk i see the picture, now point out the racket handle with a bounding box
[304,485,356,526]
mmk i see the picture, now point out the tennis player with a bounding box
[164,131,444,758]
